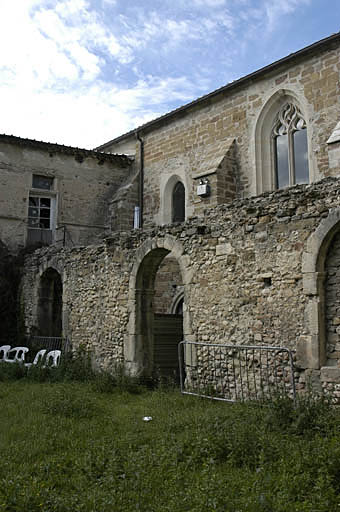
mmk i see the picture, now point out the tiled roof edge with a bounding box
[0,134,132,165]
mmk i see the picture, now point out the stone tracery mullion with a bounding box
[272,103,306,137]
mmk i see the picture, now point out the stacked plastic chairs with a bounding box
[0,345,61,367]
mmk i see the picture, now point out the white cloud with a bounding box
[55,0,89,17]
[191,0,226,6]
[0,69,206,148]
[0,0,244,148]
[33,1,133,69]
[122,8,236,55]
[264,0,311,31]
[0,0,326,151]
[0,0,138,146]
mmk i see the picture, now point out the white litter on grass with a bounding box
[143,416,153,422]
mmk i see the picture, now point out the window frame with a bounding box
[171,181,185,224]
[28,195,53,230]
[27,174,57,246]
[158,174,189,226]
[254,91,314,196]
[271,102,309,189]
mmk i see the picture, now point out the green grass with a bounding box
[1,380,340,512]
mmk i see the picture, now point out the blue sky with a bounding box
[0,0,339,149]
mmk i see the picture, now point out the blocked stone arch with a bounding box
[32,257,66,337]
[254,88,314,195]
[124,235,194,376]
[300,208,340,369]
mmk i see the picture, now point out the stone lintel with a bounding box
[257,272,273,280]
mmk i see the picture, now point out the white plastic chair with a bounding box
[4,346,29,364]
[44,350,61,368]
[0,345,11,361]
[25,349,47,368]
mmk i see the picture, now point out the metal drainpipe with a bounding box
[135,130,144,229]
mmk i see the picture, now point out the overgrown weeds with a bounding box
[1,381,340,511]
[2,350,340,511]
[42,384,99,419]
[90,364,144,394]
[263,393,337,436]
[0,347,176,394]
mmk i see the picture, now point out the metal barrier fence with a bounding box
[178,341,296,403]
[26,336,71,354]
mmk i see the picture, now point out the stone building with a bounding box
[0,134,133,253]
[3,33,340,396]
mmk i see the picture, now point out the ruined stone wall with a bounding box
[22,242,133,369]
[22,177,340,392]
[0,137,132,252]
[104,40,340,228]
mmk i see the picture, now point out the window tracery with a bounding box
[272,103,309,188]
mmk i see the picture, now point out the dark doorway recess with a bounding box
[37,268,62,336]
[154,313,183,382]
[134,249,184,380]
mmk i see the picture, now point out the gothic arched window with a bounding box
[172,181,185,223]
[272,103,309,189]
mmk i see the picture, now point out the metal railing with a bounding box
[26,336,71,354]
[178,341,296,403]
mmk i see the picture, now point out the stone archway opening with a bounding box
[153,254,184,381]
[37,268,63,336]
[301,210,340,371]
[324,229,340,367]
[126,237,192,379]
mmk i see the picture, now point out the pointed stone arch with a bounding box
[254,88,313,195]
[31,257,66,337]
[170,290,184,315]
[158,174,189,225]
[125,235,194,376]
[300,209,340,369]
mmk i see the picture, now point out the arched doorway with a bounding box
[324,230,340,366]
[125,237,193,378]
[37,268,63,336]
[301,209,340,369]
[153,254,183,380]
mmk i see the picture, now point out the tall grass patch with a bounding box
[1,383,340,511]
